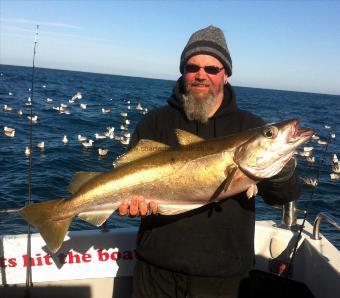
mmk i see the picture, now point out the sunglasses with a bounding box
[184,64,224,75]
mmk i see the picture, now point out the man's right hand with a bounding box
[118,195,158,217]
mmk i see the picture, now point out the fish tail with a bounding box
[20,199,72,253]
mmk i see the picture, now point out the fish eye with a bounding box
[263,126,278,139]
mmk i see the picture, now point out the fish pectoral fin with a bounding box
[68,172,103,194]
[114,139,170,168]
[20,199,72,253]
[78,210,114,226]
[223,165,238,192]
[246,184,258,199]
[175,129,205,145]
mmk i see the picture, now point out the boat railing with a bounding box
[312,212,340,240]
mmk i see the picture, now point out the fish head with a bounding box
[234,119,314,179]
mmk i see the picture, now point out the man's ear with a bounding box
[224,73,228,85]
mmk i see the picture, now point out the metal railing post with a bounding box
[312,212,340,240]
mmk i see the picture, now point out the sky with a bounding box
[1,0,340,95]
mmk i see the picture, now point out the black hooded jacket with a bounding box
[129,79,300,277]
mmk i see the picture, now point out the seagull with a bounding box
[3,126,15,138]
[3,104,13,112]
[136,101,143,111]
[4,126,15,133]
[78,134,87,142]
[317,140,327,145]
[332,164,340,174]
[106,126,115,133]
[303,146,313,152]
[46,98,53,103]
[69,92,82,103]
[25,97,32,106]
[306,156,315,163]
[120,137,130,145]
[72,92,82,101]
[331,133,336,139]
[62,135,68,144]
[59,109,71,115]
[301,177,318,187]
[17,110,23,116]
[98,148,109,156]
[333,154,338,164]
[80,103,87,109]
[94,133,106,140]
[82,140,94,148]
[101,108,111,114]
[330,173,340,180]
[28,115,38,123]
[105,127,115,139]
[37,141,45,149]
[312,134,320,140]
[324,125,331,129]
[120,132,131,145]
[120,112,128,117]
[25,146,31,156]
[299,151,311,157]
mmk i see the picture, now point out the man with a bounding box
[119,25,299,298]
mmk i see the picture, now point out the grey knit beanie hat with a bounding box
[180,25,232,76]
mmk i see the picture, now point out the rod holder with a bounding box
[281,201,298,229]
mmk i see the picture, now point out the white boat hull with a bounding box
[0,220,339,298]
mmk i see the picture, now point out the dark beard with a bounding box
[182,86,217,123]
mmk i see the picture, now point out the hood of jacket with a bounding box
[167,77,238,119]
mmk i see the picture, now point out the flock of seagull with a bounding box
[2,88,339,186]
[298,126,340,185]
[2,89,148,162]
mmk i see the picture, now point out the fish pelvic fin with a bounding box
[20,199,72,253]
[68,172,103,194]
[114,139,170,168]
[175,129,205,145]
[78,211,112,226]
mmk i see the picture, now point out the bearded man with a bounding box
[119,25,299,298]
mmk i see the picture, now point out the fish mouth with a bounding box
[287,120,314,144]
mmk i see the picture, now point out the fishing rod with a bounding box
[284,129,333,278]
[24,24,39,297]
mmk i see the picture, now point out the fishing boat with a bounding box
[0,202,339,297]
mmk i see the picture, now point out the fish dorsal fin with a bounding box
[68,172,103,194]
[114,139,170,168]
[175,129,205,145]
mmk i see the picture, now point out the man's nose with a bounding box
[195,68,207,80]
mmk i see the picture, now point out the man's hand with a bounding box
[118,195,158,217]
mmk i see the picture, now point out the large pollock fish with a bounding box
[20,119,313,253]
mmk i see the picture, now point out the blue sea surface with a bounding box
[0,64,339,249]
